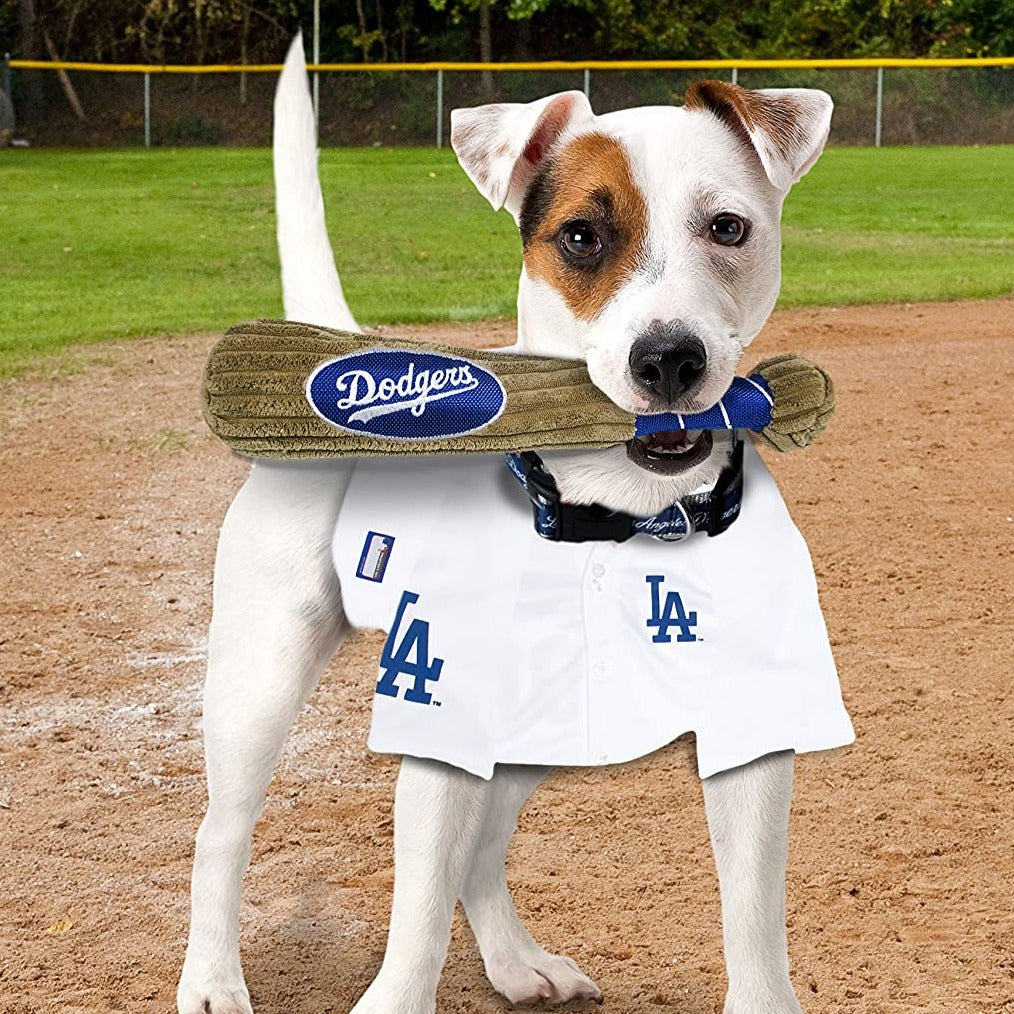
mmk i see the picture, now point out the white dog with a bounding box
[178,36,850,1014]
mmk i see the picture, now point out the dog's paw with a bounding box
[487,949,602,1007]
[177,981,253,1014]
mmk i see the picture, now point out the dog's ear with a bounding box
[685,80,833,192]
[451,91,594,212]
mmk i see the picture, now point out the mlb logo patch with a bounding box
[357,531,395,582]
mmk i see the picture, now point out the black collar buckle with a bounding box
[515,452,637,542]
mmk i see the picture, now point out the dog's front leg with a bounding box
[177,460,351,1014]
[459,765,602,1006]
[350,757,492,1014]
[702,750,803,1014]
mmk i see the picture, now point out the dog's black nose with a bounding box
[628,322,707,404]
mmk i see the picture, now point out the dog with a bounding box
[178,35,847,1014]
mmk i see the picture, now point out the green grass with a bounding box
[1,145,1011,375]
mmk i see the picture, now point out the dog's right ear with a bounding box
[685,80,833,192]
[450,91,594,213]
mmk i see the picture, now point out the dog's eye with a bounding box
[559,221,602,260]
[709,213,748,247]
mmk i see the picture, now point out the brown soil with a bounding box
[1,299,1012,1014]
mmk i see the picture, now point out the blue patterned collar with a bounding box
[505,436,743,543]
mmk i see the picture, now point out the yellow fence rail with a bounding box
[8,56,1014,73]
[3,54,1012,149]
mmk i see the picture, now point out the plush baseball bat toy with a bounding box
[202,319,834,458]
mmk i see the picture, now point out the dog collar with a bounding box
[505,435,744,543]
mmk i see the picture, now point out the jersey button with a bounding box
[592,563,606,578]
[592,660,607,680]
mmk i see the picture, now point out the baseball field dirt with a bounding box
[1,298,1012,1014]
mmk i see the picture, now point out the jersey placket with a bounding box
[581,542,620,765]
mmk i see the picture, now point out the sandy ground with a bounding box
[1,299,1012,1014]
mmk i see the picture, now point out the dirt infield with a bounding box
[1,298,1012,1014]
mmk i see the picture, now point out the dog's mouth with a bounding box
[625,429,713,475]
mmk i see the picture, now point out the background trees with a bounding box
[1,0,1012,65]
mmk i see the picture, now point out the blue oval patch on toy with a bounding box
[306,348,507,440]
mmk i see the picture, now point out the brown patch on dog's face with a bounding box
[518,133,648,322]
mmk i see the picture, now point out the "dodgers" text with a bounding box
[335,362,479,423]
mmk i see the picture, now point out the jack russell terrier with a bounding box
[178,35,853,1014]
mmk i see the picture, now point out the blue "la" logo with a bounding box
[646,575,698,644]
[376,590,443,704]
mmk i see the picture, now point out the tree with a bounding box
[0,0,1011,66]
[428,0,568,62]
[928,0,1014,57]
[17,0,42,121]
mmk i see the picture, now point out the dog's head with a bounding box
[450,82,831,510]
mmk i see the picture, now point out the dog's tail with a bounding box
[273,33,360,332]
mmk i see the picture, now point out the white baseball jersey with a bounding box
[332,442,854,780]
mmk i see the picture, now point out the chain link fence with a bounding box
[4,59,1013,148]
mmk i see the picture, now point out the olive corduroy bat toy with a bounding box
[201,319,835,459]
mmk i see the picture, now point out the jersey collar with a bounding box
[505,436,744,544]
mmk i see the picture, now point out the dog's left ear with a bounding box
[451,91,594,213]
[685,80,833,192]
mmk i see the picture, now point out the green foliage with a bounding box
[745,0,936,59]
[0,145,1011,376]
[424,0,1014,60]
[928,0,1014,57]
[0,0,298,62]
[1,0,1012,63]
[428,0,568,21]
[0,1,18,53]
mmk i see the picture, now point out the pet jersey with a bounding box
[332,442,854,780]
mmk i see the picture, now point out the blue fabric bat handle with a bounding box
[634,374,775,436]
